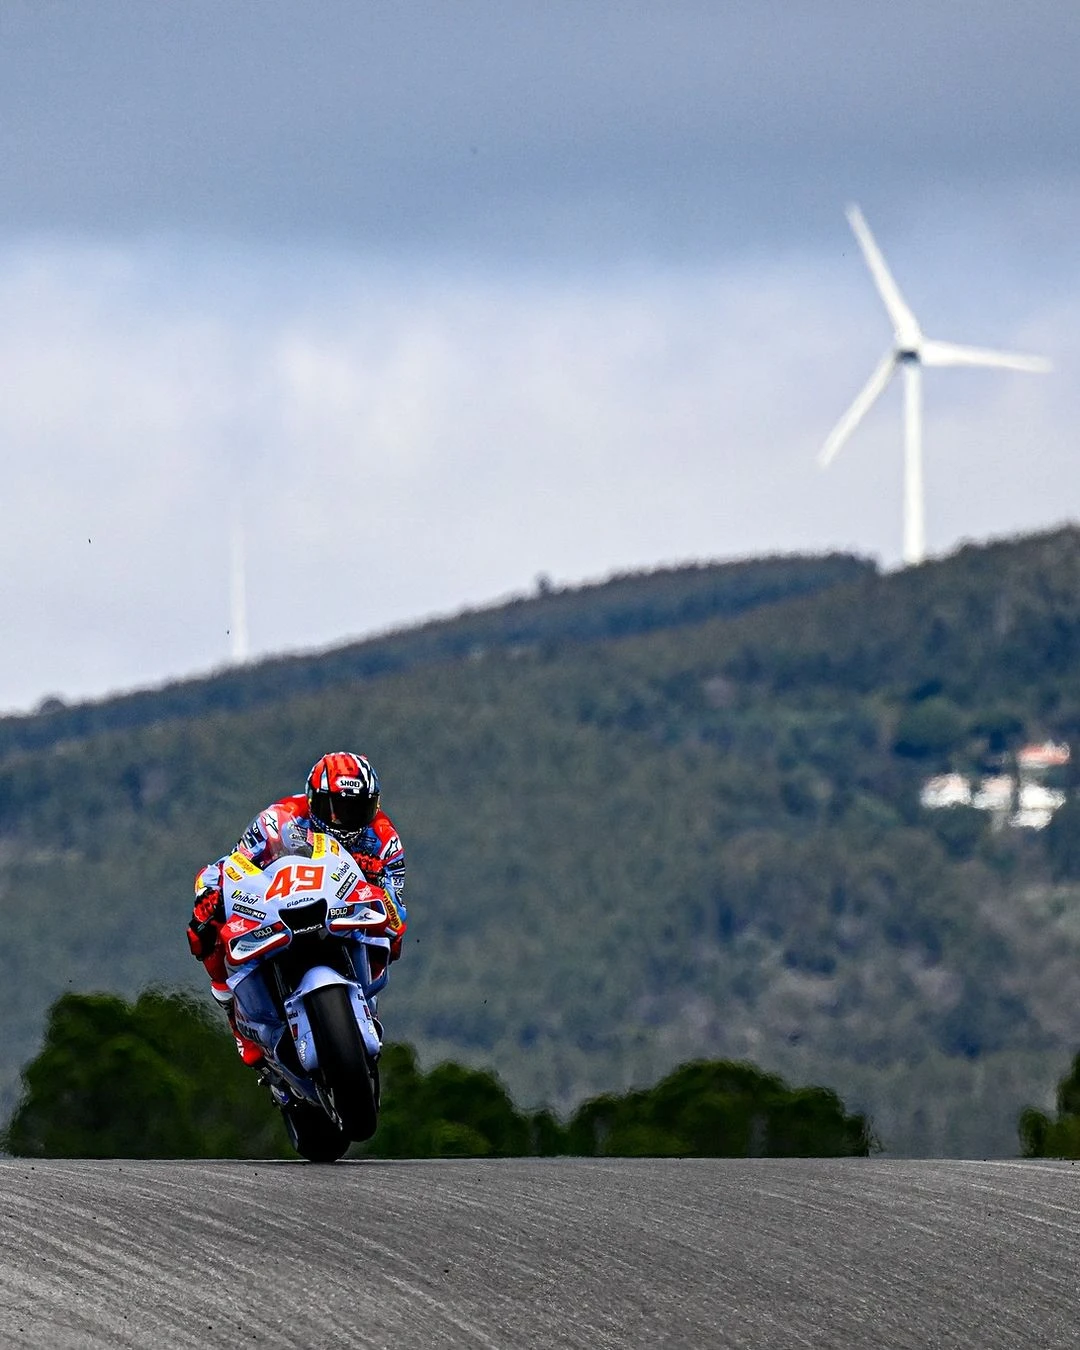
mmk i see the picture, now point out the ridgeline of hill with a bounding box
[2,554,868,755]
[3,533,1080,1155]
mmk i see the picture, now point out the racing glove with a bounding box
[352,856,405,958]
[354,854,386,880]
[187,881,224,960]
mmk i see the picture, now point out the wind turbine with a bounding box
[229,518,249,664]
[819,205,1051,565]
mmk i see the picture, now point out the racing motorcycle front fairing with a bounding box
[218,837,393,1103]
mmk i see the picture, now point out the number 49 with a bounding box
[266,863,325,901]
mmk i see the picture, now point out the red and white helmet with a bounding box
[306,752,381,837]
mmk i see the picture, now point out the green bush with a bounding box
[1018,1053,1080,1158]
[1,989,286,1159]
[893,698,967,760]
[361,1044,534,1158]
[3,992,876,1159]
[563,1060,876,1157]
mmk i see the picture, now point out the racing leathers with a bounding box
[188,794,406,1066]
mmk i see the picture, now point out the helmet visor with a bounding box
[311,789,378,831]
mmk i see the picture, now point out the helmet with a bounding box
[306,752,381,839]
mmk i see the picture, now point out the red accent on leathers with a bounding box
[202,943,228,986]
[228,1010,266,1067]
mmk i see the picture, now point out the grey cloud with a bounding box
[3,2,1079,259]
[0,241,1072,710]
[0,3,1075,709]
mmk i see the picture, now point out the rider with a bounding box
[186,751,407,1068]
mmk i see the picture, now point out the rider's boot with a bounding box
[256,1067,294,1109]
[211,980,265,1069]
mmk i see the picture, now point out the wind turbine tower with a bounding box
[819,205,1051,565]
[230,519,250,664]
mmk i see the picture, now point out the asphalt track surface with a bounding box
[1,1158,1079,1348]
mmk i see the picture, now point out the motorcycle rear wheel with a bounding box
[281,1099,351,1164]
[307,984,380,1142]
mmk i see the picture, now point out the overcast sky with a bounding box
[1,1,1077,711]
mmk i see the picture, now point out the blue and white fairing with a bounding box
[218,834,391,1107]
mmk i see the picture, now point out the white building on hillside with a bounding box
[920,774,972,809]
[919,742,1071,829]
[972,775,1014,813]
[1018,741,1071,777]
[1011,781,1067,831]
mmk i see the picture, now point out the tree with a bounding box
[361,1043,537,1157]
[3,991,878,1160]
[1019,1052,1080,1159]
[2,990,286,1159]
[1044,796,1080,880]
[893,698,967,760]
[564,1060,877,1157]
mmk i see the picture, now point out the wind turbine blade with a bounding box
[845,205,922,348]
[819,351,897,467]
[919,339,1052,374]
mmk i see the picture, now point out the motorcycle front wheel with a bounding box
[280,1098,351,1164]
[307,984,380,1142]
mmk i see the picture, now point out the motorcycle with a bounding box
[219,832,398,1162]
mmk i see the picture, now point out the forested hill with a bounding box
[0,552,870,757]
[4,528,1080,1157]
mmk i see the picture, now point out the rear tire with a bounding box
[280,1099,351,1163]
[307,984,380,1142]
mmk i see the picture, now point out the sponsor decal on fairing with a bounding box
[232,902,266,921]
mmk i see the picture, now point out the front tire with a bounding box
[307,984,380,1142]
[281,1099,351,1163]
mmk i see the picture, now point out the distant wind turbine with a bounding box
[819,205,1052,566]
[230,518,249,664]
